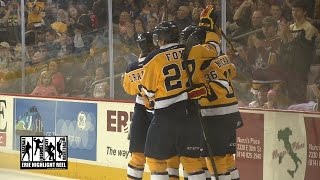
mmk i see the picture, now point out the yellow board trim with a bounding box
[0,152,151,180]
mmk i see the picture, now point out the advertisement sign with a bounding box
[236,112,264,180]
[14,98,97,161]
[0,96,14,149]
[0,99,8,147]
[97,102,134,168]
[264,112,307,180]
[304,117,320,180]
[55,101,97,161]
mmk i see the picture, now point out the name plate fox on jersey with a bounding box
[20,136,68,169]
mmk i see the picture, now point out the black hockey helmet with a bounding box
[153,21,180,46]
[179,25,197,45]
[136,32,156,56]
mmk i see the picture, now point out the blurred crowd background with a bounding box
[0,0,319,112]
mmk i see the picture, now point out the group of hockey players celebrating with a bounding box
[123,5,243,180]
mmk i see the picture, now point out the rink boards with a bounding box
[0,94,319,180]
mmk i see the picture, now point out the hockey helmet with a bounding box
[136,32,156,56]
[153,21,180,46]
[179,25,197,45]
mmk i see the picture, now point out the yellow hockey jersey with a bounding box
[188,45,238,116]
[123,57,153,110]
[141,43,189,109]
[204,31,221,55]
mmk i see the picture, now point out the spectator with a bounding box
[8,43,21,71]
[45,29,60,59]
[48,61,65,94]
[28,44,47,70]
[67,6,79,26]
[233,0,257,34]
[124,0,141,20]
[31,70,58,96]
[27,0,45,30]
[6,0,20,45]
[257,0,271,17]
[251,10,264,29]
[73,23,88,54]
[0,1,13,42]
[230,43,252,82]
[263,89,278,109]
[287,82,319,111]
[67,5,94,36]
[278,0,319,104]
[270,2,286,25]
[51,9,68,34]
[250,16,283,84]
[249,83,270,108]
[175,5,193,31]
[0,70,19,93]
[34,25,47,44]
[233,4,264,43]
[146,15,158,32]
[92,67,109,98]
[134,17,146,35]
[92,0,107,28]
[57,33,73,57]
[101,51,110,76]
[118,11,135,43]
[0,41,12,69]
[191,6,203,25]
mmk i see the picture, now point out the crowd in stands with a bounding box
[0,0,319,112]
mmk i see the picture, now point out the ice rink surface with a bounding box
[0,168,74,180]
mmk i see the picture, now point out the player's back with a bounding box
[201,55,238,116]
[141,44,189,109]
[123,60,144,96]
[123,58,154,110]
[189,52,238,116]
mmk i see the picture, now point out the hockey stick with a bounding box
[164,0,168,21]
[182,35,220,180]
[213,23,235,52]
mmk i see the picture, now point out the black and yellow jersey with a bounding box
[187,43,220,85]
[204,31,221,55]
[123,58,145,96]
[189,49,238,116]
[123,57,154,111]
[140,43,189,109]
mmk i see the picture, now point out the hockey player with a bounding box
[185,5,242,180]
[140,21,205,180]
[122,32,158,180]
[165,25,204,180]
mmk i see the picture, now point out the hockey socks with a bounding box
[229,168,240,180]
[127,164,144,180]
[211,172,231,180]
[127,152,146,179]
[188,170,206,180]
[151,172,170,180]
[167,167,179,180]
